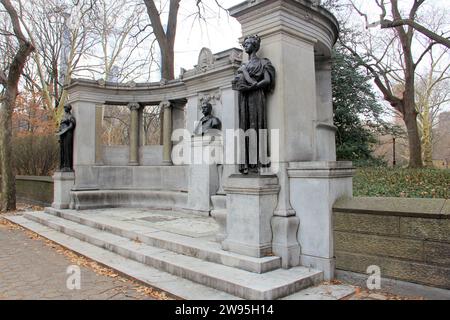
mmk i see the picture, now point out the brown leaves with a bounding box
[348,286,425,300]
[2,217,172,300]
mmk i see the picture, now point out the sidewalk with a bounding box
[0,215,168,300]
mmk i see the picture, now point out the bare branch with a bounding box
[0,0,29,44]
[381,18,450,48]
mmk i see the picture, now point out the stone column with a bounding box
[161,101,172,165]
[71,100,100,190]
[128,102,141,166]
[220,87,239,191]
[272,162,301,268]
[315,58,337,161]
[288,161,354,280]
[222,175,280,258]
[95,105,104,165]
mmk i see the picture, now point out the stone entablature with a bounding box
[229,0,339,57]
[66,48,243,106]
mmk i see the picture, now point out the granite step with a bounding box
[43,207,281,273]
[21,211,323,300]
[5,215,240,300]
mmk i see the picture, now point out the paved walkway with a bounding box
[0,215,167,300]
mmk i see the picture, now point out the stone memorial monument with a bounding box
[22,0,355,299]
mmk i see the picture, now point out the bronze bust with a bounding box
[193,101,222,136]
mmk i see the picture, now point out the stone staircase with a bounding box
[6,208,327,300]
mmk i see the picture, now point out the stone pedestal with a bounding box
[222,174,280,258]
[272,162,301,268]
[211,209,227,242]
[186,135,222,215]
[271,215,301,268]
[288,161,354,280]
[52,171,75,209]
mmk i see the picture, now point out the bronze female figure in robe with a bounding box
[56,104,76,171]
[232,35,275,174]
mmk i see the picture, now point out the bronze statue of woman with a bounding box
[56,104,76,171]
[232,35,275,174]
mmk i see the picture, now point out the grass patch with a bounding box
[353,167,449,199]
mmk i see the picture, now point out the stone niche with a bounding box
[64,47,242,212]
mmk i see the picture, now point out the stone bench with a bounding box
[70,189,188,210]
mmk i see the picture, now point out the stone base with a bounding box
[301,254,335,281]
[288,161,354,280]
[222,239,273,258]
[52,171,75,209]
[222,174,280,258]
[69,189,187,210]
[271,215,301,268]
[210,209,227,242]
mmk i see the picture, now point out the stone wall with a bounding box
[16,176,53,206]
[333,197,450,289]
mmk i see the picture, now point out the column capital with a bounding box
[160,100,172,110]
[127,102,141,111]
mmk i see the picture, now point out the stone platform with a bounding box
[3,207,343,300]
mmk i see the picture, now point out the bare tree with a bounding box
[141,0,226,144]
[19,0,98,113]
[340,0,449,168]
[370,1,450,49]
[416,47,450,166]
[92,0,155,82]
[0,0,34,211]
[142,0,180,81]
[142,0,227,81]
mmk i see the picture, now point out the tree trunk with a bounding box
[0,93,16,211]
[158,42,175,145]
[160,42,175,81]
[421,102,433,167]
[403,106,423,168]
[0,0,35,210]
[143,0,180,146]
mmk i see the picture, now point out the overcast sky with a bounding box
[171,0,243,76]
[168,0,449,115]
[171,0,449,78]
